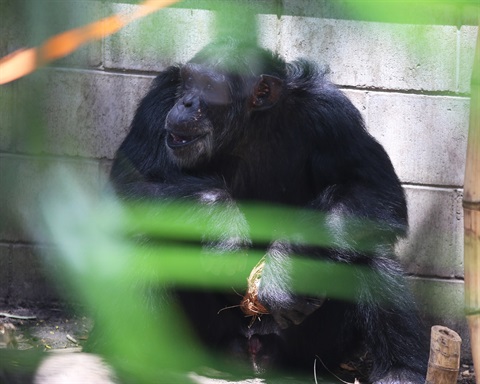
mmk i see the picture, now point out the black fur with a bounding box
[110,38,428,383]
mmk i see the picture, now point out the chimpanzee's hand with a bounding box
[257,241,324,329]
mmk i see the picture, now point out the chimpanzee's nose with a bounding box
[182,95,195,108]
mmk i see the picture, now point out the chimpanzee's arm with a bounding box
[257,80,409,328]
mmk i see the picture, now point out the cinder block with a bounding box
[1,71,59,154]
[104,4,215,71]
[0,1,103,69]
[276,17,458,92]
[458,26,479,94]
[14,69,153,159]
[281,0,329,16]
[0,244,11,304]
[0,154,101,243]
[0,1,28,58]
[367,92,469,186]
[341,89,368,122]
[0,82,15,152]
[397,186,463,278]
[45,1,104,69]
[257,14,281,52]
[99,159,114,192]
[409,278,470,358]
[8,245,61,306]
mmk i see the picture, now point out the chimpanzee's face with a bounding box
[164,63,235,169]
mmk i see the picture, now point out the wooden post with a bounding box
[425,326,462,384]
[464,26,480,384]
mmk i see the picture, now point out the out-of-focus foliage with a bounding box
[0,0,477,382]
[34,165,368,381]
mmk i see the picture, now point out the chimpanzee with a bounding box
[109,38,428,383]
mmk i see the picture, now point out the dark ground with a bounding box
[0,307,476,384]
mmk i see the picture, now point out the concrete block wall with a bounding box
[0,0,478,356]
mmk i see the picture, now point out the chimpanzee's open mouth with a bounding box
[166,132,205,148]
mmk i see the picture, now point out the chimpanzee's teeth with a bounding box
[167,131,206,148]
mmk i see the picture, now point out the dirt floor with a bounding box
[0,307,476,384]
[0,308,91,352]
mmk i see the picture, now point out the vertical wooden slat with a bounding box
[425,326,462,384]
[463,25,480,384]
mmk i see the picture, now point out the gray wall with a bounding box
[0,0,478,357]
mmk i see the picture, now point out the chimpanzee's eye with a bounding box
[183,76,194,89]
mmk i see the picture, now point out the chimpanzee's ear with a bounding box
[251,74,283,110]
